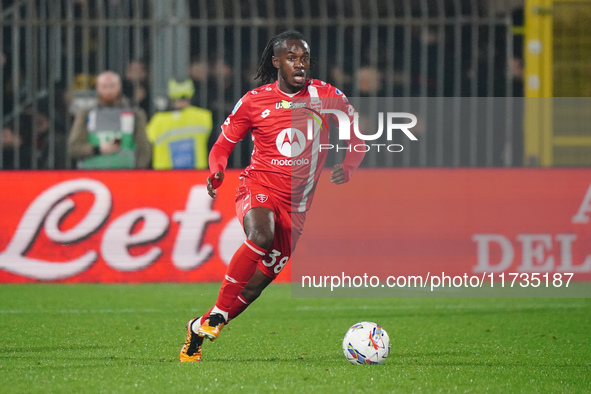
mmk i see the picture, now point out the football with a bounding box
[342,322,391,365]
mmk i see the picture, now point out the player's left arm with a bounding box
[332,93,365,184]
[331,146,364,184]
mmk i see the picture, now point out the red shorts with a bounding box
[235,176,305,279]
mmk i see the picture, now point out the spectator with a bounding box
[357,66,384,97]
[207,58,251,168]
[329,65,352,94]
[122,59,152,117]
[146,79,212,170]
[2,122,25,170]
[67,71,151,169]
[2,50,16,117]
[511,58,524,97]
[206,58,236,130]
[35,97,69,170]
[188,58,208,109]
[0,105,59,170]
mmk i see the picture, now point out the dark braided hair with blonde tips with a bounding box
[254,30,311,84]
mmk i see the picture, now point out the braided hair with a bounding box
[254,30,309,84]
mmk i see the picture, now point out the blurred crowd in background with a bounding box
[1,0,528,170]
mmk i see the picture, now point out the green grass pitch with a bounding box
[1,283,590,393]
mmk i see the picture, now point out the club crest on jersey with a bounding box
[255,194,268,203]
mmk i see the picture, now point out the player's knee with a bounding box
[243,207,274,250]
[246,229,274,250]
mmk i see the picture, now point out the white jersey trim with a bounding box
[278,90,297,98]
[222,131,238,144]
[298,85,321,212]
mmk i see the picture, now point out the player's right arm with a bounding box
[207,96,252,198]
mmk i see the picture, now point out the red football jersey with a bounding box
[211,79,364,212]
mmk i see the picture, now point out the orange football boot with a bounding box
[197,313,226,341]
[180,317,204,362]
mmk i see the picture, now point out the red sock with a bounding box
[199,294,251,325]
[228,295,251,322]
[200,307,214,325]
[215,239,266,312]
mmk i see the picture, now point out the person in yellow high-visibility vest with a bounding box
[147,79,213,169]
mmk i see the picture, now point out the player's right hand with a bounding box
[206,171,224,198]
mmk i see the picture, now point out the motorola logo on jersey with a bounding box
[276,128,306,158]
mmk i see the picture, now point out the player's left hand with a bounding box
[330,164,345,184]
